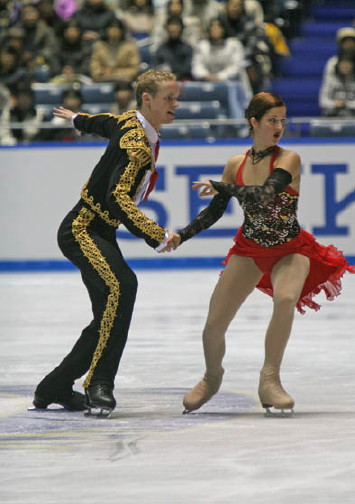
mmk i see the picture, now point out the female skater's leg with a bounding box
[183,255,262,412]
[258,253,310,411]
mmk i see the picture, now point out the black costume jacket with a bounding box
[73,110,166,249]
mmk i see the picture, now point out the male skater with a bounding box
[33,70,180,415]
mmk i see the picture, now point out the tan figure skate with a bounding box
[183,369,224,413]
[258,369,295,417]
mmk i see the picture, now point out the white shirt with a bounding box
[134,110,159,205]
[134,111,168,252]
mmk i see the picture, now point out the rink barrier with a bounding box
[1,138,355,271]
[1,256,354,272]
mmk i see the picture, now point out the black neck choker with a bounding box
[249,146,276,165]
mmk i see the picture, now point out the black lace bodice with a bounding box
[179,168,300,247]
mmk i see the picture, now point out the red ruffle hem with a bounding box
[223,228,355,314]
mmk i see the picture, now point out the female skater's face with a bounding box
[253,106,287,145]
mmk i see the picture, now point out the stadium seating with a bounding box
[32,83,68,106]
[33,83,115,108]
[137,41,153,71]
[271,78,321,117]
[180,81,230,109]
[271,1,355,118]
[174,100,225,120]
[160,122,214,141]
[310,120,355,137]
[180,81,248,120]
[80,84,115,104]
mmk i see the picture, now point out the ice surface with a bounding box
[1,270,354,503]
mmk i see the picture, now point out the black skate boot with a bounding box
[32,390,87,411]
[85,384,116,417]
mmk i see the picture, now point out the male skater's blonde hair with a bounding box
[135,69,176,109]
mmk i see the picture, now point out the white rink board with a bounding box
[1,139,355,261]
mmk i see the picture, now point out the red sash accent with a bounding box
[155,140,160,160]
[144,140,160,201]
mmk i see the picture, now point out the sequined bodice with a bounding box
[241,189,300,246]
[238,148,300,247]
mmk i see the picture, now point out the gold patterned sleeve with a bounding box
[107,134,166,249]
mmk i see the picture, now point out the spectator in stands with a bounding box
[54,0,79,21]
[245,0,264,25]
[5,26,26,61]
[14,3,60,80]
[45,88,84,141]
[0,0,21,44]
[0,46,28,93]
[262,8,291,76]
[259,0,284,26]
[270,0,307,40]
[191,18,248,84]
[0,83,16,145]
[38,0,66,37]
[184,0,224,37]
[9,84,45,143]
[50,19,92,84]
[319,51,355,117]
[116,0,156,39]
[323,27,355,80]
[219,0,271,93]
[150,0,200,52]
[109,80,135,115]
[90,17,140,83]
[74,0,118,43]
[151,0,169,13]
[153,15,193,80]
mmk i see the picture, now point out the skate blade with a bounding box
[27,405,68,412]
[263,407,295,418]
[28,406,45,411]
[182,409,192,415]
[84,407,113,418]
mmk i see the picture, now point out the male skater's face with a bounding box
[143,80,180,130]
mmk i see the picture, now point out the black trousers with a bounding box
[36,203,138,397]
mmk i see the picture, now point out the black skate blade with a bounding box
[263,407,295,418]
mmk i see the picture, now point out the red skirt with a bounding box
[224,228,355,314]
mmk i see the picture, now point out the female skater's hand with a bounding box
[159,233,181,253]
[53,106,77,121]
[192,180,218,197]
[167,233,181,250]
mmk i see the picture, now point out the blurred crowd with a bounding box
[1,0,352,144]
[319,26,355,118]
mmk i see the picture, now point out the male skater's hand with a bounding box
[53,106,77,121]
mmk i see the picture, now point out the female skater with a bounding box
[168,92,355,414]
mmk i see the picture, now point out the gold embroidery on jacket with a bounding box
[119,114,156,205]
[72,207,120,388]
[78,112,119,120]
[111,127,165,244]
[81,183,119,227]
[119,110,138,126]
